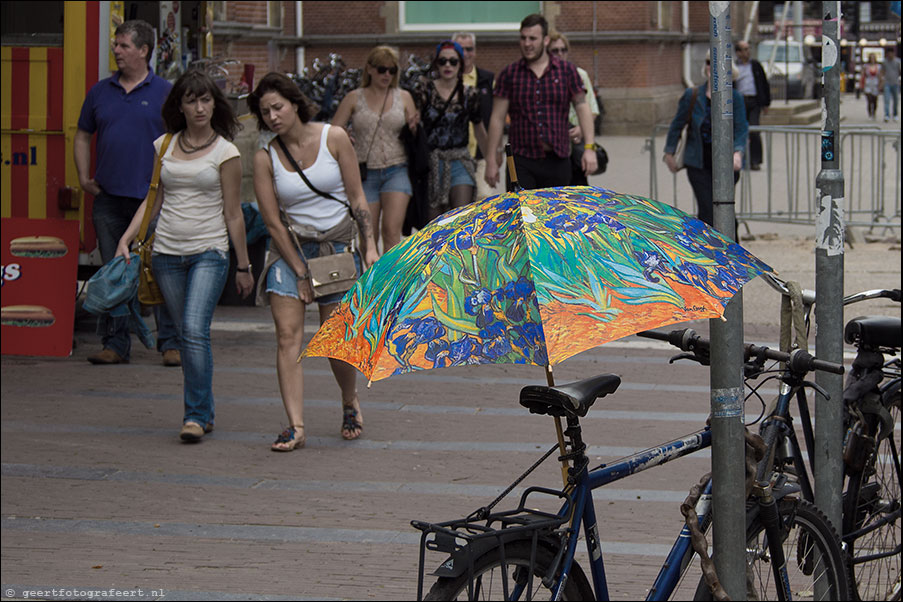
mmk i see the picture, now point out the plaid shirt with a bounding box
[494,56,586,159]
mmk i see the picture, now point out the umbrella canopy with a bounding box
[302,186,772,383]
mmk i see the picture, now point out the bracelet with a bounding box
[583,143,596,150]
[298,273,310,281]
[236,264,252,273]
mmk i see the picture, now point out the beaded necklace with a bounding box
[178,130,218,154]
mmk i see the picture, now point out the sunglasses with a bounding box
[371,65,398,75]
[436,57,459,67]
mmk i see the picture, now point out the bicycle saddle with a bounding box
[844,315,902,350]
[519,374,621,418]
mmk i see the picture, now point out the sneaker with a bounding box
[180,422,204,442]
[885,116,890,122]
[162,349,181,367]
[87,348,128,365]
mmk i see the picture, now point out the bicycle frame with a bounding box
[557,427,712,601]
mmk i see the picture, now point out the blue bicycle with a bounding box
[412,330,850,600]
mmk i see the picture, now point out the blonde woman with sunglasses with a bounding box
[333,46,419,252]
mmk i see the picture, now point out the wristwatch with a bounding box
[236,264,253,273]
[583,143,597,151]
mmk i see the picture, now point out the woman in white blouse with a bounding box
[116,69,253,443]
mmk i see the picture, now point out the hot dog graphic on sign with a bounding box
[1,218,79,356]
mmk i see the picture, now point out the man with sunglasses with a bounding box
[485,14,597,190]
[453,32,497,200]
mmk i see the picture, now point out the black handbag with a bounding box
[570,142,609,176]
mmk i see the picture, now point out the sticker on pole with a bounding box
[711,387,743,418]
[822,37,838,72]
[709,2,730,17]
[816,193,845,256]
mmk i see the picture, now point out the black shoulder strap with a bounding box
[275,134,351,214]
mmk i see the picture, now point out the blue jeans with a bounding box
[152,249,229,427]
[92,191,180,359]
[884,84,899,118]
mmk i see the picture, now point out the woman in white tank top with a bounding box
[249,72,379,452]
[332,45,420,252]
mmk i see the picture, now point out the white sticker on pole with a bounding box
[709,2,730,17]
[816,193,845,256]
[712,387,743,418]
[822,37,838,73]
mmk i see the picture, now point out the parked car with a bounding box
[757,40,818,99]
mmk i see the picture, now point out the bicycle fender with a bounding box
[429,535,562,578]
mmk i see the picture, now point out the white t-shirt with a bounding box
[153,133,240,255]
[270,123,349,231]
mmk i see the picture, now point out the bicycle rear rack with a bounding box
[411,486,572,601]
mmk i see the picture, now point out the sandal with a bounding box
[271,426,305,452]
[341,401,363,440]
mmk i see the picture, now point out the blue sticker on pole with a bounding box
[822,130,836,161]
[712,387,743,418]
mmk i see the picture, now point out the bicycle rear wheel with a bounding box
[694,499,849,600]
[424,541,593,601]
[843,387,902,601]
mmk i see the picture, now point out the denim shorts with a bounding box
[361,163,412,204]
[265,240,361,306]
[439,159,475,188]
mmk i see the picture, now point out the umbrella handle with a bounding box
[505,144,522,192]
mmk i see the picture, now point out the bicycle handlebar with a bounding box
[637,328,845,375]
[762,273,900,308]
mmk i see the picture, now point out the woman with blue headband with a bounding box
[417,40,489,221]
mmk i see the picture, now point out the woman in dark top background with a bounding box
[417,40,488,222]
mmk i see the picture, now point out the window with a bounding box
[399,1,541,32]
[267,1,282,29]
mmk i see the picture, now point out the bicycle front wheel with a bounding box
[424,541,593,601]
[844,387,902,601]
[695,499,849,601]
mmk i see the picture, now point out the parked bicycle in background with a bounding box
[763,276,901,600]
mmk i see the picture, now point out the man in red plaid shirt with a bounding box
[485,14,598,190]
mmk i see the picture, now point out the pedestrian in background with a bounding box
[115,70,253,443]
[250,73,379,451]
[74,19,181,367]
[452,31,498,200]
[416,40,489,222]
[547,30,600,186]
[861,53,882,120]
[881,47,900,122]
[484,13,597,190]
[662,54,748,227]
[332,46,419,252]
[734,39,771,170]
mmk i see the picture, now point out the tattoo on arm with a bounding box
[353,207,374,240]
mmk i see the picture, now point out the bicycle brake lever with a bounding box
[801,379,830,401]
[669,352,709,366]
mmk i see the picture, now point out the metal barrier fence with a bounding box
[646,124,901,234]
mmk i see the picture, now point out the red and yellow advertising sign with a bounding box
[1,218,79,357]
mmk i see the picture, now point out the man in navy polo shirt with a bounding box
[75,19,181,366]
[484,13,597,190]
